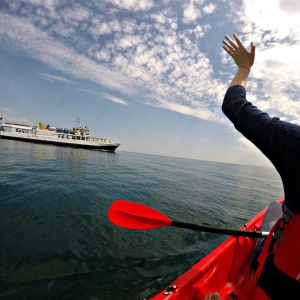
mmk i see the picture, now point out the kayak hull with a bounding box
[151,198,284,300]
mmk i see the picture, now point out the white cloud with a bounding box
[24,0,59,9]
[4,0,300,126]
[0,12,135,94]
[226,0,300,122]
[76,89,127,105]
[150,12,168,24]
[61,6,91,22]
[39,73,76,84]
[155,100,216,120]
[77,88,99,95]
[88,21,112,37]
[202,3,216,14]
[0,1,224,122]
[102,93,127,105]
[107,0,154,12]
[50,22,76,37]
[94,50,111,62]
[278,0,300,15]
[182,2,201,23]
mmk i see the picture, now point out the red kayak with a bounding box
[150,198,284,300]
[108,197,284,300]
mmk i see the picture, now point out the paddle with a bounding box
[108,200,269,238]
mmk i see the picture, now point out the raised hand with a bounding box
[222,33,255,71]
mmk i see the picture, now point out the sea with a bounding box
[0,139,283,300]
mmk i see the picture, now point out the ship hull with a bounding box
[0,135,119,152]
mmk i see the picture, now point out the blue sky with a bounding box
[1,0,300,167]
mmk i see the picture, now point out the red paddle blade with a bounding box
[108,200,172,230]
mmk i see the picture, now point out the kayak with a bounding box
[149,197,284,300]
[108,197,284,299]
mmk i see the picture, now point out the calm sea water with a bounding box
[0,139,283,300]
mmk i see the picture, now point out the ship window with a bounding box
[4,127,12,132]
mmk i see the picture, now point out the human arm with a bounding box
[222,34,255,87]
[223,85,300,214]
[222,34,300,214]
[221,34,273,157]
[222,86,278,161]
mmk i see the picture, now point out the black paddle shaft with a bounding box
[171,220,268,238]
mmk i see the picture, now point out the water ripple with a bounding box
[0,140,283,299]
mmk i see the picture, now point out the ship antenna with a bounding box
[76,116,81,128]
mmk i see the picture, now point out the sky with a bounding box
[1,0,300,167]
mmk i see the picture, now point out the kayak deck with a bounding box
[151,198,284,300]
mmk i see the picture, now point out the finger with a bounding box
[250,42,256,54]
[222,45,234,57]
[222,40,235,54]
[233,33,244,48]
[225,35,238,49]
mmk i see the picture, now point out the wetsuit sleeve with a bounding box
[222,85,279,162]
[222,85,300,213]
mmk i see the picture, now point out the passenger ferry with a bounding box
[0,116,121,152]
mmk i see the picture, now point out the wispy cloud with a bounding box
[39,73,76,84]
[0,12,135,93]
[76,88,99,95]
[76,89,127,105]
[2,0,300,126]
[0,0,224,122]
[102,93,127,105]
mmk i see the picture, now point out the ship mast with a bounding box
[76,116,82,129]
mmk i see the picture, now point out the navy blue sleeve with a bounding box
[222,85,300,214]
[222,85,279,162]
